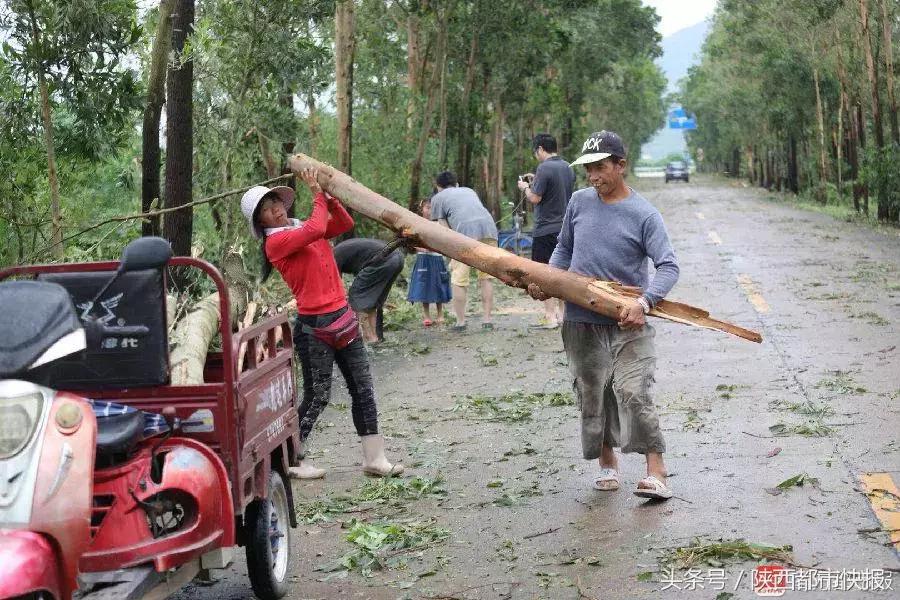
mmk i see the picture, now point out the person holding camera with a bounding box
[516,133,575,329]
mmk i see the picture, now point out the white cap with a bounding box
[240,185,295,239]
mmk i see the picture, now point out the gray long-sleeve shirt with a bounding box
[549,186,679,325]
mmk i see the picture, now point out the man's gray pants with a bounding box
[562,321,666,459]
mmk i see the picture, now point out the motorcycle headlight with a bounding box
[0,393,43,459]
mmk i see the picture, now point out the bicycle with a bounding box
[498,201,533,257]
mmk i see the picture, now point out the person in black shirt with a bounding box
[333,238,404,343]
[517,133,575,328]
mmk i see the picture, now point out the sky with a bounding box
[643,0,718,37]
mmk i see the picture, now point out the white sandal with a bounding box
[634,475,673,500]
[593,468,620,491]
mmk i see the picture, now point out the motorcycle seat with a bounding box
[94,409,145,456]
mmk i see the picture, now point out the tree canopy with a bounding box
[680,0,899,221]
[1,0,665,269]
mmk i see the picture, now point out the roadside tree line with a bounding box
[681,0,900,222]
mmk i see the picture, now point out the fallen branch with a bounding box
[26,173,294,262]
[523,527,561,540]
[288,154,762,343]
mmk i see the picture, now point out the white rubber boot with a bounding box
[360,434,404,477]
[287,461,326,480]
[288,443,325,480]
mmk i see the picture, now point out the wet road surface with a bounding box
[173,175,899,599]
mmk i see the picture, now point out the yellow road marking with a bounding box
[708,230,722,245]
[860,472,900,550]
[696,211,705,220]
[736,274,770,313]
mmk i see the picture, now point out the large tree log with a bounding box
[169,251,251,384]
[169,292,221,384]
[288,154,762,343]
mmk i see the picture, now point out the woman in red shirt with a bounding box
[241,168,403,479]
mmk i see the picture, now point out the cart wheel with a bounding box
[245,470,291,599]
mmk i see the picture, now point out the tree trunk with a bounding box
[163,0,195,257]
[279,88,295,176]
[561,88,573,154]
[746,146,756,185]
[455,32,478,184]
[860,0,886,219]
[142,0,176,237]
[169,292,220,384]
[813,66,828,199]
[787,135,799,193]
[836,38,859,209]
[492,99,504,222]
[288,154,762,343]
[335,0,355,175]
[27,3,62,259]
[856,102,870,215]
[408,13,447,210]
[258,130,278,178]
[306,91,318,156]
[768,151,774,189]
[482,93,503,221]
[405,2,421,136]
[848,105,861,212]
[881,0,899,144]
[835,89,844,202]
[437,43,449,168]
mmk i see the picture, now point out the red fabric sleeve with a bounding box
[264,195,329,261]
[324,195,354,238]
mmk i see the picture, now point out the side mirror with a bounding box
[120,237,172,272]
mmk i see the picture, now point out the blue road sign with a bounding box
[668,107,697,130]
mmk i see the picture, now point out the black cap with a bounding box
[570,130,627,166]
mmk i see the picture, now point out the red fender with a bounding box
[0,530,61,599]
[81,437,235,573]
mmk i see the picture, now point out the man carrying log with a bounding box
[527,130,679,500]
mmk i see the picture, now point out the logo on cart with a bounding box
[77,293,124,325]
[256,372,292,413]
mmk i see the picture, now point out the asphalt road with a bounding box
[173,175,899,599]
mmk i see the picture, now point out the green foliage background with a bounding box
[1,0,666,274]
[680,0,900,220]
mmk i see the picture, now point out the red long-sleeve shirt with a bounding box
[265,193,355,315]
